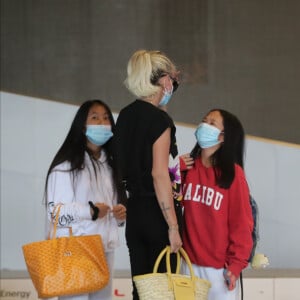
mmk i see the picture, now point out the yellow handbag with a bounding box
[133,246,211,300]
[22,206,109,298]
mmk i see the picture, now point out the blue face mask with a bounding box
[159,86,173,107]
[195,123,222,148]
[85,125,113,146]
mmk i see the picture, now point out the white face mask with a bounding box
[85,125,113,146]
[195,123,222,148]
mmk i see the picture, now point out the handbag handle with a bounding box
[153,246,196,279]
[153,247,180,274]
[51,205,73,239]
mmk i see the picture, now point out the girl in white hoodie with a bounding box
[44,100,127,300]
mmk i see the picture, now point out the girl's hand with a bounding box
[223,268,237,290]
[181,154,194,169]
[112,204,126,220]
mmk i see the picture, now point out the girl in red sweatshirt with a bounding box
[180,109,253,300]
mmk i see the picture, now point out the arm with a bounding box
[152,128,182,253]
[47,168,111,225]
[46,170,91,227]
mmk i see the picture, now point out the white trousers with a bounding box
[57,251,114,300]
[181,261,240,300]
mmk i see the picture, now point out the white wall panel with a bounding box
[1,91,300,271]
[243,278,274,300]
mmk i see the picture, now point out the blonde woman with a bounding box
[114,50,183,299]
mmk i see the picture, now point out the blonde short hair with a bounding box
[124,50,177,98]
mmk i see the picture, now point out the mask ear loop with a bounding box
[164,84,173,95]
[162,75,174,94]
[219,131,225,143]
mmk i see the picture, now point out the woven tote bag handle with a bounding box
[177,247,197,279]
[157,246,197,279]
[51,205,73,239]
[153,246,180,273]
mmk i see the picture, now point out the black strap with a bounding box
[88,201,99,221]
[240,272,244,300]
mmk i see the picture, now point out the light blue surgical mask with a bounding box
[159,86,173,107]
[195,123,222,148]
[85,125,113,146]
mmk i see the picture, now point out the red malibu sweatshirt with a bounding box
[181,157,253,277]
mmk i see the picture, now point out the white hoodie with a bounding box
[46,150,120,252]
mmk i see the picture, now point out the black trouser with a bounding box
[125,195,182,300]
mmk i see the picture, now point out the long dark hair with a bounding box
[190,109,245,189]
[44,99,126,205]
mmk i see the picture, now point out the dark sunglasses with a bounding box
[170,77,179,92]
[150,70,179,92]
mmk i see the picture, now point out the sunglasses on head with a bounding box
[150,70,179,92]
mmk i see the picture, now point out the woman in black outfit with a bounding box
[114,50,183,299]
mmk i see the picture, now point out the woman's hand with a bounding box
[112,204,127,220]
[180,154,194,169]
[168,227,182,253]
